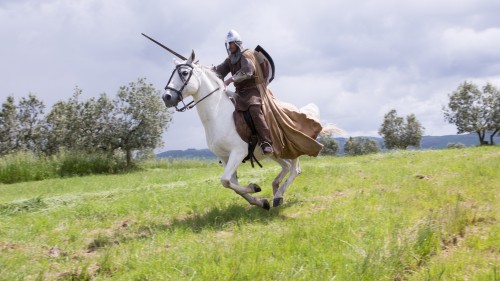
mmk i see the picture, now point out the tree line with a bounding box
[0,78,173,166]
[1,79,498,160]
[319,81,499,156]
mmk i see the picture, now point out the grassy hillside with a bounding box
[0,147,498,280]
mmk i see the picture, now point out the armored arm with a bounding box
[214,58,231,79]
[232,55,255,83]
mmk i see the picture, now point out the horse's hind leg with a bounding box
[272,159,292,196]
[273,158,301,207]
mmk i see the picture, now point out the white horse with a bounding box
[162,50,325,210]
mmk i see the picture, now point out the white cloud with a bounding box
[1,0,500,150]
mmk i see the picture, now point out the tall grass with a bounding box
[55,150,129,177]
[0,151,56,183]
[0,147,498,280]
[0,150,129,184]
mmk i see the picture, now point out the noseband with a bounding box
[164,63,219,112]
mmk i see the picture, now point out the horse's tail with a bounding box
[321,123,345,136]
[299,103,320,120]
[299,103,345,136]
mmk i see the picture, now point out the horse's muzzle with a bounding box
[162,92,178,108]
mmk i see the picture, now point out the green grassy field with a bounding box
[0,147,498,280]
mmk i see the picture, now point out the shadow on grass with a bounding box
[171,204,277,232]
[85,199,301,253]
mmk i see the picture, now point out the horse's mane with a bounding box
[198,64,225,89]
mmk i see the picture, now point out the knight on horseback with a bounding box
[149,29,336,209]
[214,29,274,154]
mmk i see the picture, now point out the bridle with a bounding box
[164,63,220,112]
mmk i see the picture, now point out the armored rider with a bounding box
[214,29,274,154]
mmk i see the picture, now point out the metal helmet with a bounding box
[225,29,243,55]
[225,29,242,44]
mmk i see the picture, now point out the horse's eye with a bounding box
[181,70,189,76]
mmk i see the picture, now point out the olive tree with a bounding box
[0,94,46,155]
[111,78,173,165]
[378,109,424,150]
[317,133,339,156]
[4,79,173,164]
[77,93,117,152]
[443,81,500,145]
[17,94,46,153]
[44,88,87,154]
[344,137,380,156]
[44,79,173,165]
[0,96,18,155]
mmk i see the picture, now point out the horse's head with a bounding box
[162,50,200,111]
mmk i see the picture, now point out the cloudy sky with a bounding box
[2,0,500,150]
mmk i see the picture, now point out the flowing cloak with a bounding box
[242,50,323,159]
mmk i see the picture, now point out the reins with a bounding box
[175,87,220,112]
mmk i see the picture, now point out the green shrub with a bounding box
[447,142,466,149]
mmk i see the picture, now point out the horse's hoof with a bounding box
[261,199,270,210]
[273,197,284,207]
[250,183,261,193]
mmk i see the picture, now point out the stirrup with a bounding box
[260,141,273,154]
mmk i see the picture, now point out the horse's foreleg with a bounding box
[273,158,301,207]
[220,153,261,195]
[219,152,269,210]
[241,193,270,210]
[221,170,269,210]
[231,171,238,185]
[221,172,260,195]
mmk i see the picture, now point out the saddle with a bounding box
[225,89,264,167]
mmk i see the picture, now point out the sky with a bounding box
[2,0,500,150]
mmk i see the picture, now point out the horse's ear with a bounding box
[173,58,181,65]
[187,49,195,64]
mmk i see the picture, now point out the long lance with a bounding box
[141,33,187,61]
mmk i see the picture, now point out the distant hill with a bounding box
[335,133,485,151]
[156,148,216,159]
[157,134,497,159]
[418,134,482,149]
